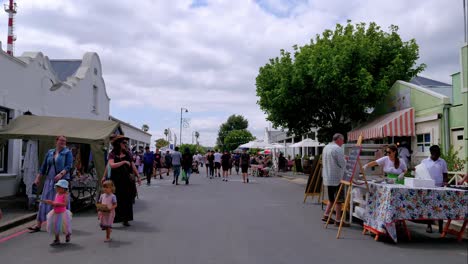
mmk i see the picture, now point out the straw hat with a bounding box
[111,135,129,144]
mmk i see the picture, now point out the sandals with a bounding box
[66,234,71,243]
[321,216,335,224]
[335,221,350,227]
[50,240,60,246]
[28,226,41,233]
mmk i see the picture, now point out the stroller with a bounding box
[192,160,199,174]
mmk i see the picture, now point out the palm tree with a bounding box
[195,131,200,145]
[164,129,169,141]
[142,124,149,132]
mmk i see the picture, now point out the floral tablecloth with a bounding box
[364,182,468,242]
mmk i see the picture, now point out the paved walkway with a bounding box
[0,170,466,264]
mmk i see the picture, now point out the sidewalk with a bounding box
[276,170,308,185]
[0,196,37,232]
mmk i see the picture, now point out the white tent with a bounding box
[265,143,286,149]
[238,140,274,149]
[290,138,324,148]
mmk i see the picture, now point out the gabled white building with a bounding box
[0,47,150,197]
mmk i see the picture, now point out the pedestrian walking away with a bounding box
[171,147,183,185]
[221,150,231,181]
[154,149,164,179]
[204,151,210,177]
[207,150,215,179]
[233,152,240,175]
[44,179,72,246]
[28,135,73,233]
[143,146,155,186]
[214,149,222,177]
[182,148,193,184]
[98,180,118,242]
[240,149,250,183]
[165,150,172,176]
[322,133,349,227]
[108,135,141,227]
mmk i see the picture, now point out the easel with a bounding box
[303,157,322,203]
[325,135,368,239]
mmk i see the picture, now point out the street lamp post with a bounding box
[180,107,188,146]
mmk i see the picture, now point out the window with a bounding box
[0,108,9,173]
[92,85,98,112]
[416,133,431,153]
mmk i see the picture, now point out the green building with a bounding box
[348,44,467,173]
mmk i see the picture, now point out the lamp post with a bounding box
[180,107,188,146]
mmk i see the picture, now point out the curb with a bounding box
[0,213,37,233]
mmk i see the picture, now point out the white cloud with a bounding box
[2,0,464,146]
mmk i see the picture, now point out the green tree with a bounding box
[216,115,249,146]
[256,21,425,142]
[155,138,169,149]
[179,144,206,155]
[223,130,254,151]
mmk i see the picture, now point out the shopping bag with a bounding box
[181,170,187,181]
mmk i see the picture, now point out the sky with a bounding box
[1,0,465,147]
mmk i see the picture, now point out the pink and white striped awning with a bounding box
[347,108,415,141]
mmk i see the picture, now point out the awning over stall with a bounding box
[348,108,415,141]
[0,115,121,182]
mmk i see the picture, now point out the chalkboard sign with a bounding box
[304,157,321,194]
[342,146,362,183]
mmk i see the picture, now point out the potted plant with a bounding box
[294,154,303,173]
[302,154,310,172]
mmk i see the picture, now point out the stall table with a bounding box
[363,182,467,243]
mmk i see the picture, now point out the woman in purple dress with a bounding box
[28,135,73,233]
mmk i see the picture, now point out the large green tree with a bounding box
[216,115,249,146]
[256,21,425,142]
[179,144,206,155]
[223,129,255,151]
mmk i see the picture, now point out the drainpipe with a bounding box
[443,104,450,154]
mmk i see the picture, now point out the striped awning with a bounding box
[347,108,415,141]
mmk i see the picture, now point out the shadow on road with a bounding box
[106,239,133,248]
[48,242,84,252]
[113,221,159,233]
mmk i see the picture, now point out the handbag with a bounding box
[181,170,187,181]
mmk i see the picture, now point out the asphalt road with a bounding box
[0,170,467,264]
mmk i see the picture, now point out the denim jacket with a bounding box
[39,147,73,180]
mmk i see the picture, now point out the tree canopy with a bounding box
[216,115,249,146]
[256,21,425,142]
[179,144,206,155]
[155,138,169,149]
[223,129,255,152]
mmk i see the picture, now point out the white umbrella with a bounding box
[238,140,274,149]
[289,138,324,148]
[265,143,286,149]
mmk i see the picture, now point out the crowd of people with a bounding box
[4,133,464,246]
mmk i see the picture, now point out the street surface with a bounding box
[0,170,467,264]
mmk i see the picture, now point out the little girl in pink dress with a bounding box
[98,180,117,242]
[45,180,72,246]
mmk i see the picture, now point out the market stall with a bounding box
[0,115,121,209]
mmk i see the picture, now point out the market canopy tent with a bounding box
[238,140,274,149]
[290,138,325,148]
[347,108,415,141]
[0,115,121,182]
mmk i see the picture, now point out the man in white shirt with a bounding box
[214,150,222,177]
[421,145,448,187]
[420,145,448,233]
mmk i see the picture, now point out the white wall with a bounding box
[0,50,111,197]
[412,119,441,165]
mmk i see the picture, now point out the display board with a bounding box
[342,146,362,183]
[303,157,322,203]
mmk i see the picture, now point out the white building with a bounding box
[0,47,150,197]
[110,116,151,151]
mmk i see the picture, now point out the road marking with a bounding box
[0,229,28,243]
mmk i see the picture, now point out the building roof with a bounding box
[410,76,451,87]
[50,60,82,82]
[109,115,152,136]
[410,76,453,102]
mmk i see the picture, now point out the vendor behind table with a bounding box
[363,144,407,183]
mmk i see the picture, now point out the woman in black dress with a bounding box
[108,135,141,226]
